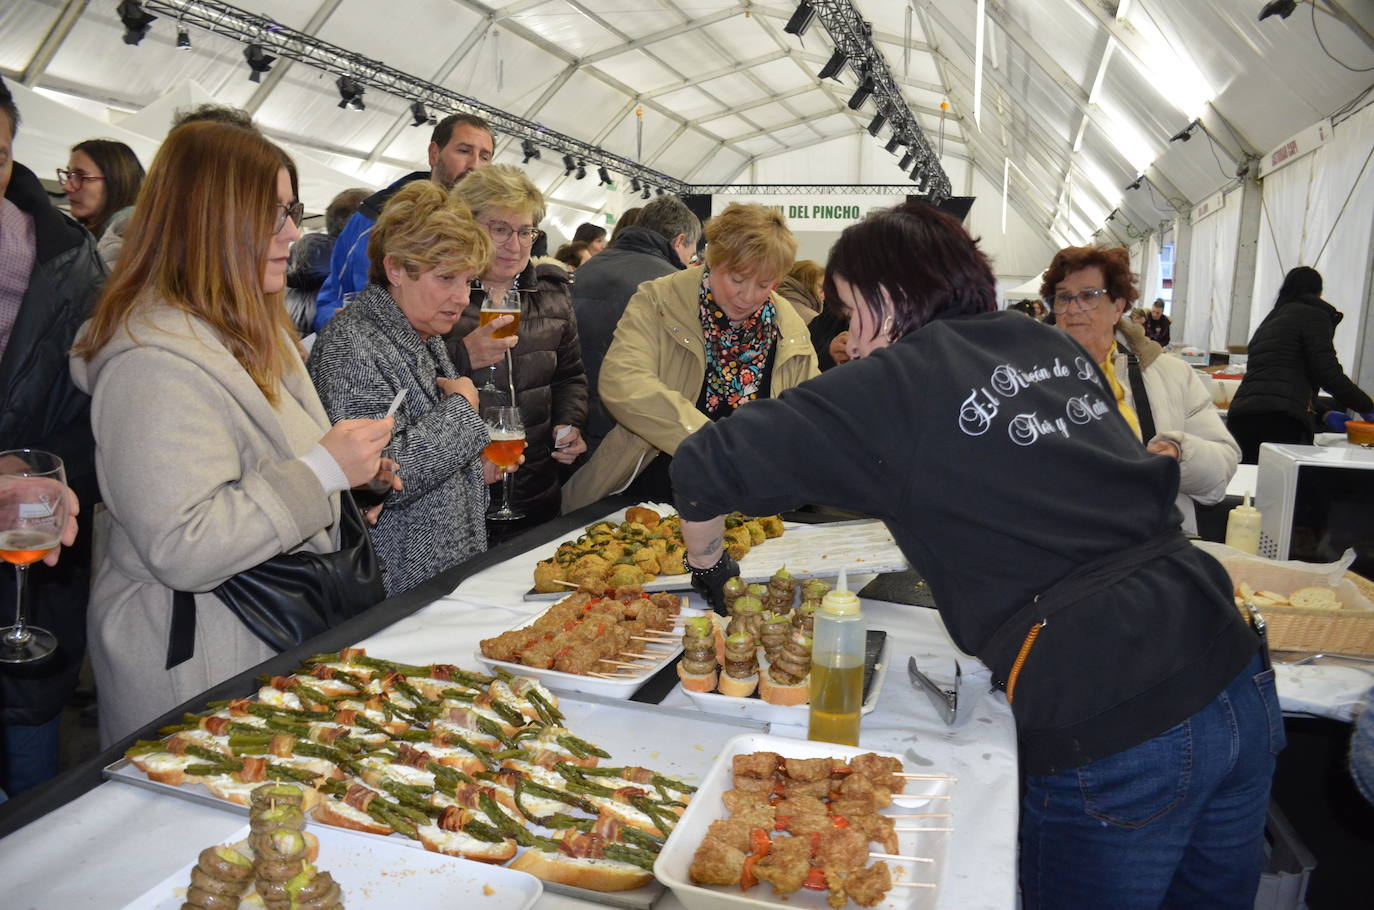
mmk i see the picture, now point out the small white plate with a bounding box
[120,823,543,910]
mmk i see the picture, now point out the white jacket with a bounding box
[1113,333,1240,534]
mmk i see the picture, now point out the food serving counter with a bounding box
[0,496,1018,910]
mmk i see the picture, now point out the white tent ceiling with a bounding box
[3,0,1372,262]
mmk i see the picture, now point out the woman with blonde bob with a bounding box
[71,122,394,745]
[310,183,499,595]
[562,202,818,511]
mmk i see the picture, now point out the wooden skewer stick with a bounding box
[547,579,581,588]
[621,651,668,660]
[893,826,954,833]
[588,671,641,679]
[891,882,938,889]
[596,660,647,670]
[869,852,933,864]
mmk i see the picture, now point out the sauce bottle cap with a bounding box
[821,568,861,616]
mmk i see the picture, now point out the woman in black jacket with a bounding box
[1227,266,1374,463]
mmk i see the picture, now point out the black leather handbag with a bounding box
[165,493,385,668]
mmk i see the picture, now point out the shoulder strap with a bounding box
[1125,353,1156,441]
[167,590,197,669]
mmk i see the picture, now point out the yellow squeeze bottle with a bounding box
[1225,491,1263,555]
[809,569,865,746]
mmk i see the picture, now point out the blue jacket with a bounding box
[313,171,429,332]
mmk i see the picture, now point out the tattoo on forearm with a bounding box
[704,535,723,555]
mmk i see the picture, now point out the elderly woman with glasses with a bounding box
[561,202,819,512]
[447,165,588,527]
[1043,245,1238,535]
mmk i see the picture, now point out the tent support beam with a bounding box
[19,0,88,87]
[1228,174,1264,350]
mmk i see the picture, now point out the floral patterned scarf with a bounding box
[699,269,778,417]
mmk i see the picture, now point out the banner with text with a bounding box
[711,194,907,231]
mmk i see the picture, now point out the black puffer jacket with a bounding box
[570,226,684,453]
[445,263,588,518]
[0,161,106,725]
[1228,294,1372,424]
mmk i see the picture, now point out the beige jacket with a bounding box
[562,266,819,512]
[70,304,340,745]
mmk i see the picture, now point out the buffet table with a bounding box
[0,498,1018,910]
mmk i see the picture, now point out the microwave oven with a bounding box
[1256,443,1374,577]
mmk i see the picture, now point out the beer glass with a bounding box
[479,292,520,394]
[483,407,526,521]
[0,450,69,664]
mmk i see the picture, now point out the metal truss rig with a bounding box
[809,1,952,203]
[142,0,692,194]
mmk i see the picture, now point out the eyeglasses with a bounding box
[482,221,542,246]
[274,202,305,234]
[1048,288,1111,313]
[56,168,104,190]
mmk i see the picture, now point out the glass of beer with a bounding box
[483,407,526,521]
[478,292,520,394]
[0,450,69,664]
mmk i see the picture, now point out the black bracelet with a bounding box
[687,552,725,579]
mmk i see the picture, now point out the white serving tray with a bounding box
[525,509,909,600]
[475,596,699,700]
[679,634,891,726]
[655,733,953,910]
[120,822,543,910]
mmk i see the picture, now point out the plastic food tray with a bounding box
[119,822,543,910]
[474,594,698,699]
[654,733,954,910]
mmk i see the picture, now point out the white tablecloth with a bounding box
[0,514,1019,910]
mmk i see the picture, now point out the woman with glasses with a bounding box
[672,204,1276,909]
[1043,245,1238,535]
[58,139,144,268]
[449,164,588,529]
[309,182,502,595]
[71,122,394,745]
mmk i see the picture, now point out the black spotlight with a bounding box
[1169,120,1197,143]
[597,166,612,187]
[561,154,577,175]
[867,111,887,137]
[521,139,541,164]
[630,176,641,192]
[117,1,156,46]
[575,161,587,180]
[410,101,434,127]
[1258,0,1297,20]
[336,76,365,111]
[655,188,665,196]
[898,150,915,170]
[884,135,902,155]
[783,2,816,37]
[243,44,275,84]
[176,26,191,50]
[1126,176,1143,191]
[847,77,874,111]
[641,186,652,200]
[818,48,848,81]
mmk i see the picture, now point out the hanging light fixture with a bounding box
[336,76,366,111]
[847,77,874,111]
[562,154,577,176]
[783,2,816,37]
[243,44,276,83]
[818,49,848,81]
[521,139,541,164]
[175,25,191,50]
[117,1,156,46]
[575,161,587,180]
[641,186,652,200]
[899,150,915,170]
[867,111,887,137]
[884,135,903,155]
[409,101,435,127]
[597,166,613,187]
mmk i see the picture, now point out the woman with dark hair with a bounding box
[1227,265,1373,462]
[672,202,1276,909]
[59,139,144,267]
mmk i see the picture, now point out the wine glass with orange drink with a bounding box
[478,290,520,394]
[0,450,70,664]
[483,407,526,521]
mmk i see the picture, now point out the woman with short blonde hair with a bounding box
[311,181,500,595]
[71,121,394,744]
[562,203,817,511]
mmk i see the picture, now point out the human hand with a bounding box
[1146,438,1181,460]
[1323,411,1351,432]
[462,316,518,370]
[437,376,479,410]
[688,551,740,616]
[0,472,79,567]
[321,417,394,487]
[482,453,524,484]
[362,502,385,526]
[551,425,586,464]
[41,486,80,567]
[830,331,851,365]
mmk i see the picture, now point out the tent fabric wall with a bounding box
[1251,102,1374,370]
[1138,232,1162,306]
[1184,191,1242,352]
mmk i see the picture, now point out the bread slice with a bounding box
[1289,586,1343,611]
[510,848,654,891]
[417,825,518,863]
[717,672,758,698]
[677,663,718,693]
[759,671,810,706]
[312,797,394,835]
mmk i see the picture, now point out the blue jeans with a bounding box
[1020,652,1283,909]
[0,714,63,800]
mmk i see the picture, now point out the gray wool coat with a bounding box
[308,285,489,596]
[70,304,341,747]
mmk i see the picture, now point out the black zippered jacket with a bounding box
[673,311,1256,775]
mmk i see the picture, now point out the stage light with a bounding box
[867,111,887,137]
[899,151,915,170]
[884,135,902,155]
[655,187,664,196]
[409,102,435,127]
[783,2,816,37]
[243,44,276,84]
[1169,121,1198,143]
[575,161,587,180]
[597,166,612,186]
[1125,176,1143,191]
[818,49,848,81]
[176,26,191,50]
[1258,0,1297,20]
[521,139,541,164]
[336,76,365,111]
[641,186,651,200]
[848,77,874,111]
[117,1,156,46]
[562,154,577,176]
[630,177,641,193]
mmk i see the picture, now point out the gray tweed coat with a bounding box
[309,285,489,595]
